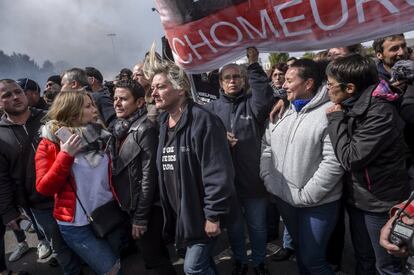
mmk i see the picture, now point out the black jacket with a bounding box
[90,87,116,129]
[112,111,158,226]
[327,84,410,213]
[157,101,235,247]
[0,108,51,225]
[205,62,274,198]
[377,61,414,164]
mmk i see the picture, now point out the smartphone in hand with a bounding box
[55,127,72,143]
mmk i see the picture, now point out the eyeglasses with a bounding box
[326,81,346,89]
[222,74,241,82]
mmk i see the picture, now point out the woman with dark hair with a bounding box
[261,59,344,275]
[112,80,176,275]
[269,63,288,98]
[326,54,409,274]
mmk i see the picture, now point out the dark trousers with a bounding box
[136,206,176,275]
[266,200,280,242]
[0,222,6,272]
[326,203,345,267]
[347,205,402,275]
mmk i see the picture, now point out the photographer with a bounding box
[380,201,414,257]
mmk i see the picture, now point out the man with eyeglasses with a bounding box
[205,47,274,275]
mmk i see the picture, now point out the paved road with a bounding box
[5,223,356,275]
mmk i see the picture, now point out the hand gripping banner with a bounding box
[155,0,414,73]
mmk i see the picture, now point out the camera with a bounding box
[390,220,414,251]
[390,192,414,274]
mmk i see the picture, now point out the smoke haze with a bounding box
[0,0,164,81]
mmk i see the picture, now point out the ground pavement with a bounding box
[5,223,356,275]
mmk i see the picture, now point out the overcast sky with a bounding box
[0,0,165,79]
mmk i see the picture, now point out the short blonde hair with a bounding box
[143,43,192,98]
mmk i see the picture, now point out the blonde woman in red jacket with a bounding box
[35,90,123,275]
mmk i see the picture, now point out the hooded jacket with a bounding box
[260,86,344,207]
[157,101,235,247]
[327,82,410,213]
[0,108,49,224]
[205,62,275,198]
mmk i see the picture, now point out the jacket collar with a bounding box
[347,85,376,116]
[128,109,148,132]
[377,62,391,82]
[285,84,329,114]
[0,107,45,127]
[160,99,194,135]
[219,89,246,103]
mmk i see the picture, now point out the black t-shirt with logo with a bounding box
[162,125,179,214]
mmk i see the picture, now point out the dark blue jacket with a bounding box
[157,101,235,247]
[205,62,275,198]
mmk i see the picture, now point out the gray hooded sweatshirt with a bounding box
[260,86,344,207]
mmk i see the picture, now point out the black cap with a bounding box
[85,67,103,83]
[47,75,62,85]
[16,78,40,93]
[119,68,132,78]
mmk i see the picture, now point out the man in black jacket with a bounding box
[205,47,273,275]
[373,33,414,189]
[0,79,81,275]
[85,67,117,129]
[145,47,234,275]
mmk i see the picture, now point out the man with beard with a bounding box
[0,79,81,275]
[373,34,414,191]
[373,34,409,83]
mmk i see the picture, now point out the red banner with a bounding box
[155,0,414,73]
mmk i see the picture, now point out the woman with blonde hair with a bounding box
[35,90,124,275]
[144,45,234,275]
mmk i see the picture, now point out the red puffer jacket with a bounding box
[35,138,117,222]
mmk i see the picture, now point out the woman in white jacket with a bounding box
[260,59,344,275]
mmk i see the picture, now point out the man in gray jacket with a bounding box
[260,59,344,275]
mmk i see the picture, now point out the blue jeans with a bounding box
[59,224,119,275]
[227,197,267,267]
[31,208,82,275]
[274,197,339,275]
[184,240,217,275]
[347,205,402,275]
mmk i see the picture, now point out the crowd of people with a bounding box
[0,33,413,275]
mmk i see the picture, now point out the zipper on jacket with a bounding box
[364,168,372,191]
[22,124,36,153]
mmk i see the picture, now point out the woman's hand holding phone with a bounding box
[60,133,83,157]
